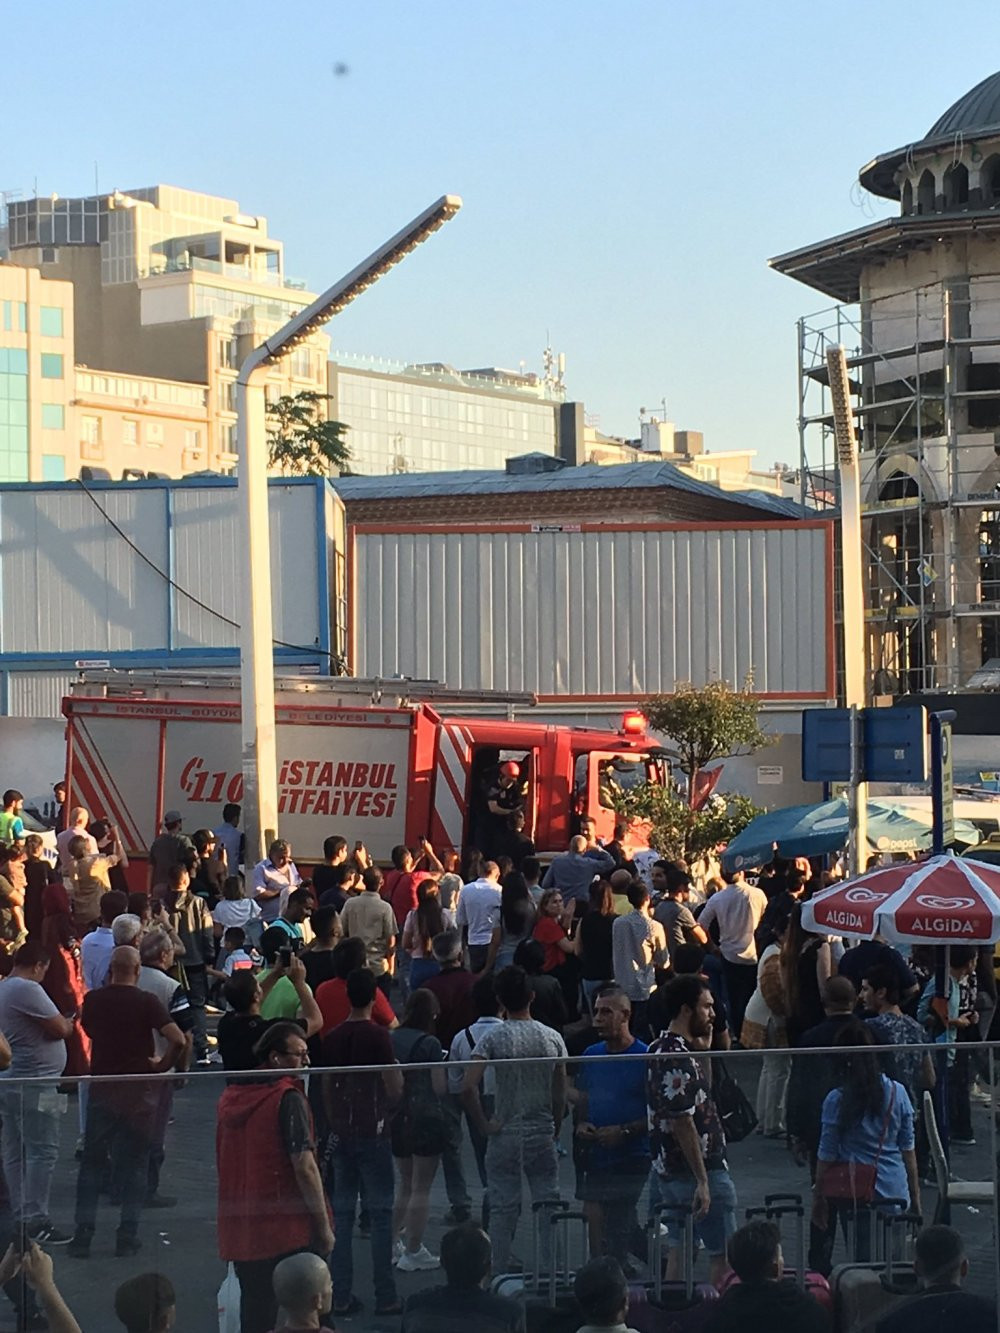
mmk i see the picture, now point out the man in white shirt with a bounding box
[611,882,668,1040]
[56,808,97,879]
[455,862,502,974]
[80,892,130,991]
[697,868,768,1039]
[251,839,301,924]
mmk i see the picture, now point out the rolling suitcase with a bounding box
[488,1199,586,1332]
[718,1192,831,1310]
[628,1202,719,1333]
[830,1203,920,1332]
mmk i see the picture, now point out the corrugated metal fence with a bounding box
[351,522,834,699]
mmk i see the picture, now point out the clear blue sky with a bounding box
[5,1,1000,465]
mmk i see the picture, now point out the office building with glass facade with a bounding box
[327,353,567,474]
[0,264,74,481]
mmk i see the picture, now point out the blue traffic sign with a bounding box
[802,709,852,783]
[802,705,929,783]
[863,706,928,782]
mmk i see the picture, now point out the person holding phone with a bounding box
[216,957,322,1073]
[256,929,315,1022]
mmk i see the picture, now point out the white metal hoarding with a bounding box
[68,699,413,861]
[351,522,834,700]
[0,479,342,675]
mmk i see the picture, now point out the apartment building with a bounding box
[3,186,329,475]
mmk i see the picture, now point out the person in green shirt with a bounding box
[0,790,25,847]
[258,927,313,1020]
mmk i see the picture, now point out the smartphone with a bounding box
[278,946,293,968]
[13,1224,27,1255]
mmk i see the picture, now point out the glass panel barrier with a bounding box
[0,1040,993,1330]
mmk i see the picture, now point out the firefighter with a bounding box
[481,761,527,860]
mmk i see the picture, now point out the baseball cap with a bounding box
[163,810,183,825]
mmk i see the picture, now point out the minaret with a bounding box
[772,71,1000,696]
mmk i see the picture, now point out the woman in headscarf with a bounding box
[39,881,90,1077]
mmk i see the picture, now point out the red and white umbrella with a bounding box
[802,854,1000,945]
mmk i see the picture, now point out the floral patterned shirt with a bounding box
[647,1030,726,1179]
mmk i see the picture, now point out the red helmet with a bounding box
[499,761,521,779]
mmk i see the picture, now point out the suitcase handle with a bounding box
[763,1192,804,1210]
[647,1202,696,1302]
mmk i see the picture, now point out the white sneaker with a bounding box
[392,1238,406,1265]
[396,1244,440,1272]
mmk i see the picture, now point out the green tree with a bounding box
[643,676,772,808]
[266,391,350,477]
[608,782,761,863]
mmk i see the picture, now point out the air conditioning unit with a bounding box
[79,466,112,482]
[121,468,146,481]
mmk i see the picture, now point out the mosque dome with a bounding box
[926,70,1000,139]
[860,70,1000,201]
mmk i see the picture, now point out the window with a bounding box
[944,162,970,209]
[80,416,103,461]
[291,348,312,379]
[42,454,65,480]
[1,302,26,333]
[41,404,65,430]
[218,337,236,369]
[985,156,1000,207]
[123,419,138,446]
[40,353,63,379]
[216,379,235,412]
[184,428,201,451]
[39,306,63,338]
[901,179,913,215]
[221,423,237,455]
[917,169,936,215]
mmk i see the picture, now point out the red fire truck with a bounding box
[61,676,665,864]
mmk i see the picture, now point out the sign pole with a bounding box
[930,708,957,1155]
[930,710,956,855]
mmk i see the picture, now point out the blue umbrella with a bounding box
[721,797,980,872]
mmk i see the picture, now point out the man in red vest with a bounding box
[216,1021,334,1333]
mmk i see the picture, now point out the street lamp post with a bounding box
[826,344,868,877]
[237,195,463,863]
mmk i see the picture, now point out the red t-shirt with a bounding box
[315,977,395,1035]
[534,917,568,973]
[382,869,423,929]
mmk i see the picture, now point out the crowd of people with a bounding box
[0,785,995,1331]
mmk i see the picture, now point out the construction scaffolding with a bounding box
[796,283,1000,695]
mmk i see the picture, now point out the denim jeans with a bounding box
[0,1084,62,1224]
[329,1137,396,1309]
[468,944,490,974]
[185,964,209,1059]
[147,1082,174,1198]
[441,1094,471,1214]
[74,1093,154,1238]
[485,1119,560,1273]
